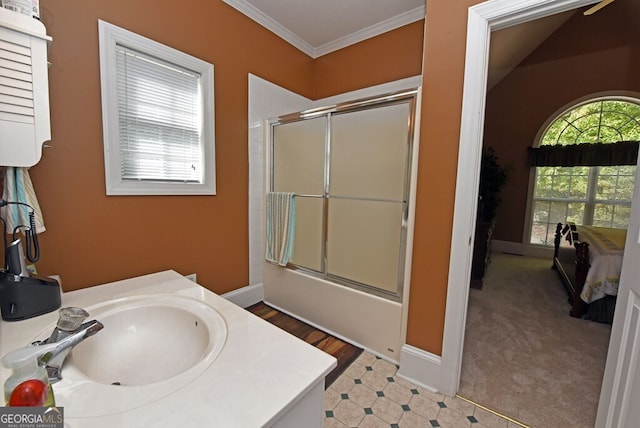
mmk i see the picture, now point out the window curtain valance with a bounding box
[527,141,640,167]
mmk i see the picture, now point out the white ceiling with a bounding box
[222,0,574,86]
[222,1,628,90]
[222,0,425,58]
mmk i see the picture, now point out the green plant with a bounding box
[478,147,507,222]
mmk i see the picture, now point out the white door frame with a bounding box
[595,148,640,427]
[441,0,602,396]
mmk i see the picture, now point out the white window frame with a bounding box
[98,20,215,195]
[524,94,640,246]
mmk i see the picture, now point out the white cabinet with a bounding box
[0,7,51,167]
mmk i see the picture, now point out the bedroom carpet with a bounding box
[246,302,363,388]
[459,253,612,427]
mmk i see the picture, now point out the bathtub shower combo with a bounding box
[265,90,419,360]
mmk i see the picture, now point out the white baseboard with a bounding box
[397,344,442,394]
[492,240,554,260]
[222,283,264,308]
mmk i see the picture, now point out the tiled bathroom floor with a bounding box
[324,352,526,428]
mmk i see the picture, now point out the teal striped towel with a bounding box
[1,167,46,234]
[266,192,296,266]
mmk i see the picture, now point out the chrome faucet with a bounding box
[33,307,103,383]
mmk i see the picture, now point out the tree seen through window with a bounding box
[530,98,640,246]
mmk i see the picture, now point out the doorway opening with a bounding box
[441,0,639,426]
[463,95,640,426]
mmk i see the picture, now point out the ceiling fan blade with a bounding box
[583,0,616,16]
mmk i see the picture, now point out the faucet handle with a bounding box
[56,307,90,331]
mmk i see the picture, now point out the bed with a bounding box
[552,222,626,323]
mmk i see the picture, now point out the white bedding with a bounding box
[574,226,626,304]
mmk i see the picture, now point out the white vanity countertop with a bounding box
[0,270,337,427]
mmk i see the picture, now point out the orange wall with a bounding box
[402,0,640,357]
[30,0,314,293]
[312,21,424,99]
[484,2,640,243]
[26,0,424,300]
[20,0,470,359]
[405,0,484,355]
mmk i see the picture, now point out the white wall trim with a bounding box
[314,7,425,58]
[222,282,264,308]
[440,0,599,397]
[222,0,424,58]
[221,0,315,55]
[397,345,441,393]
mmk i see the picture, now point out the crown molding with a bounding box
[222,0,315,55]
[222,0,425,58]
[313,6,425,58]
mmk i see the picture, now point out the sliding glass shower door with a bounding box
[272,116,326,272]
[270,91,416,300]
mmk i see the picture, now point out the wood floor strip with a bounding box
[246,302,363,388]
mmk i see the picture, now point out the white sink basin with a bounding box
[71,298,220,386]
[29,293,227,417]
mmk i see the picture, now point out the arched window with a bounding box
[529,98,640,246]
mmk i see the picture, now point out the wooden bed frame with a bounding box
[552,222,591,318]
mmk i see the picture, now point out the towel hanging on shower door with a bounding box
[266,192,296,266]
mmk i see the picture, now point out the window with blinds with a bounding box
[98,20,215,195]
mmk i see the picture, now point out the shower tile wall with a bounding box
[248,75,311,287]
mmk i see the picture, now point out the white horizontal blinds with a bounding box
[116,44,202,183]
[0,32,34,124]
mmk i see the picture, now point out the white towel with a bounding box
[1,167,46,234]
[266,192,296,266]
